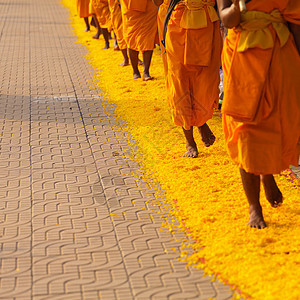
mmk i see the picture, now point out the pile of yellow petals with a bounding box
[62,1,300,299]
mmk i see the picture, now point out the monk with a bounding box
[92,0,112,48]
[163,0,222,157]
[153,0,171,78]
[76,0,91,32]
[217,0,300,229]
[119,0,158,80]
[108,0,129,66]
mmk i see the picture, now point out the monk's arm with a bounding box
[216,0,240,28]
[288,22,300,55]
[152,0,163,6]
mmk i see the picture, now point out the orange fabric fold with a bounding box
[92,0,112,29]
[127,0,147,12]
[108,0,127,49]
[166,1,222,129]
[157,0,170,77]
[222,0,300,174]
[76,0,91,18]
[120,0,158,52]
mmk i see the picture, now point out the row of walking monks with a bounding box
[75,0,300,230]
[77,0,172,81]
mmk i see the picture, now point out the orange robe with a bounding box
[120,0,158,52]
[76,0,90,18]
[165,0,222,130]
[92,0,112,29]
[157,0,170,77]
[108,0,127,50]
[222,0,300,175]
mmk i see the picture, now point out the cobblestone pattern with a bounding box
[0,0,235,299]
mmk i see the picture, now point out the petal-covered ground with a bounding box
[62,1,300,299]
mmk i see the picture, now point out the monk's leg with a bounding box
[239,168,266,229]
[120,49,129,66]
[114,34,120,50]
[92,15,101,39]
[84,17,90,32]
[261,174,283,207]
[90,16,96,28]
[142,50,153,81]
[198,123,215,147]
[128,49,141,79]
[102,28,110,49]
[183,127,198,158]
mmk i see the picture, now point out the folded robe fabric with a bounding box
[157,0,171,77]
[76,0,91,18]
[222,0,300,174]
[108,0,127,50]
[92,0,112,29]
[165,0,222,130]
[222,9,290,122]
[120,0,158,52]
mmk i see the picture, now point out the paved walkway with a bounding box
[3,0,290,299]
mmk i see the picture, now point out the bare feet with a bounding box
[92,32,100,39]
[119,60,129,67]
[84,17,90,32]
[133,72,141,79]
[143,72,153,81]
[114,45,120,51]
[104,42,109,49]
[261,175,283,208]
[198,123,215,147]
[183,142,198,158]
[248,205,266,229]
[239,169,266,229]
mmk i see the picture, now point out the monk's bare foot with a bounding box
[119,60,129,67]
[143,72,153,81]
[114,45,120,51]
[104,42,109,49]
[133,72,141,79]
[183,142,198,158]
[261,175,283,208]
[92,33,100,39]
[198,123,215,147]
[84,27,90,32]
[138,59,143,66]
[248,205,266,229]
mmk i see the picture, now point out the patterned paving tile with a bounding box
[0,0,235,299]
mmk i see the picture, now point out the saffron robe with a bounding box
[165,0,222,130]
[92,0,112,29]
[76,0,90,18]
[158,0,171,77]
[108,0,127,50]
[222,0,300,175]
[120,0,158,52]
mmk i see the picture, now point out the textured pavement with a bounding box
[2,0,298,299]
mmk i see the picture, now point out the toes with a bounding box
[203,136,215,147]
[248,220,267,229]
[267,194,283,208]
[183,150,198,158]
[143,76,153,81]
[133,73,141,79]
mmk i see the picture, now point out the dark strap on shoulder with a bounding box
[161,0,181,48]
